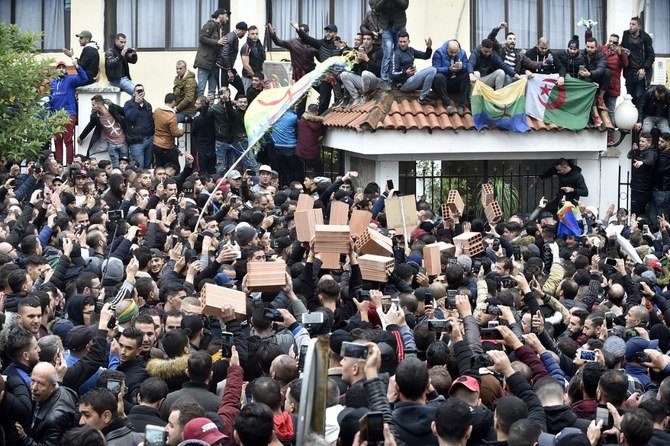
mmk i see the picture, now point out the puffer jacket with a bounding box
[372,0,408,30]
[194,18,222,71]
[598,45,628,97]
[432,40,469,77]
[22,386,77,446]
[296,28,344,63]
[146,354,189,393]
[296,113,325,160]
[173,70,198,115]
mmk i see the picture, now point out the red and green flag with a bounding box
[525,74,597,130]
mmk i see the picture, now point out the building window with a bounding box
[269,0,368,50]
[473,0,605,51]
[110,0,224,50]
[1,0,70,52]
[645,2,669,55]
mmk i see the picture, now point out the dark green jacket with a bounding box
[194,19,222,70]
[372,0,409,30]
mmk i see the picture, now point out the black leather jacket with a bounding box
[22,387,77,446]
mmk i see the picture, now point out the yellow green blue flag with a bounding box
[471,78,531,133]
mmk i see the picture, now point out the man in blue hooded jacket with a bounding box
[48,58,88,164]
[432,39,470,116]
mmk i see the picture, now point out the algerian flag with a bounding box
[526,74,597,130]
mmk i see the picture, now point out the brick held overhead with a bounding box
[323,90,613,132]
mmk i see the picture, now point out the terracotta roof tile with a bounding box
[324,90,613,133]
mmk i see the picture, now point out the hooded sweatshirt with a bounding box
[544,404,591,434]
[392,401,439,446]
[274,411,295,444]
[48,65,88,115]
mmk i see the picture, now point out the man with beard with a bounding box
[17,297,42,336]
[293,22,345,114]
[4,327,41,394]
[48,58,88,164]
[652,133,670,221]
[487,22,543,85]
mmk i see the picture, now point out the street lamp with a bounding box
[609,94,638,147]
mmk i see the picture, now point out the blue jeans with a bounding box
[111,77,135,96]
[651,190,670,222]
[624,72,646,108]
[400,67,437,97]
[198,67,218,96]
[215,141,239,174]
[233,141,259,173]
[108,142,129,168]
[381,27,405,81]
[129,137,153,169]
[176,113,194,123]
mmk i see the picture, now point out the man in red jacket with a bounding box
[295,104,326,177]
[598,34,628,144]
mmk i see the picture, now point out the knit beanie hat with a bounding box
[567,35,579,49]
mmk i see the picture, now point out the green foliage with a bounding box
[0,23,69,161]
[476,178,520,220]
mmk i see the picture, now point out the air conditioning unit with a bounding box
[263,61,293,88]
[651,58,667,86]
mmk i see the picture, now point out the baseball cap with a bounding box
[450,375,480,394]
[150,248,163,258]
[211,8,230,18]
[65,325,96,350]
[625,337,658,362]
[183,417,226,443]
[602,336,626,362]
[227,169,242,179]
[56,61,67,68]
[329,329,354,355]
[538,427,590,446]
[214,272,237,287]
[324,24,338,32]
[259,164,272,173]
[313,176,331,187]
[74,169,88,178]
[76,30,93,39]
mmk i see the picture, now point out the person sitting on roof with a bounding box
[390,31,436,106]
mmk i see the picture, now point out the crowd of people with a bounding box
[47,4,668,178]
[10,2,670,446]
[2,146,670,446]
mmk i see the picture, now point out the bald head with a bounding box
[0,242,17,259]
[608,284,625,304]
[31,362,58,402]
[270,354,299,386]
[447,40,460,51]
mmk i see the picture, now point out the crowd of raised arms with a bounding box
[4,1,670,446]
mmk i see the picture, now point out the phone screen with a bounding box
[107,379,121,395]
[145,425,167,446]
[341,342,369,359]
[221,332,233,358]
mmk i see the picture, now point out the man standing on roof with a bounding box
[292,22,345,115]
[373,0,409,92]
[194,8,230,97]
[215,21,248,98]
[48,57,89,164]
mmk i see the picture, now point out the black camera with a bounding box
[497,275,517,289]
